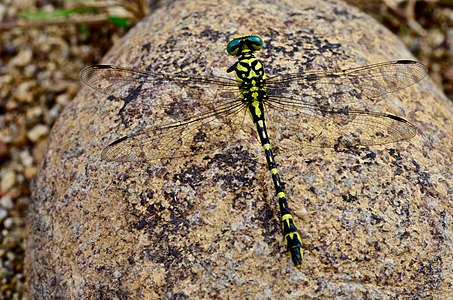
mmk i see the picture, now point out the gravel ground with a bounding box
[0,0,451,298]
[0,1,129,298]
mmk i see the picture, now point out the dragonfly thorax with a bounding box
[227,52,268,105]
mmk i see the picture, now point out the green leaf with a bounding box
[108,16,130,28]
[18,7,98,21]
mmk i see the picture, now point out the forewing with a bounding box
[81,65,245,161]
[267,60,427,106]
[80,65,237,98]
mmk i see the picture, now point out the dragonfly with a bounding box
[81,35,428,268]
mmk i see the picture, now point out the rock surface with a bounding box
[26,0,452,298]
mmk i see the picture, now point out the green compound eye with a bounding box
[226,38,242,55]
[247,35,263,51]
[226,35,263,56]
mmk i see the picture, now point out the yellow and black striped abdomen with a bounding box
[228,48,304,268]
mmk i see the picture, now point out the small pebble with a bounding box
[24,166,37,180]
[9,48,32,67]
[4,217,14,229]
[32,139,47,164]
[0,209,7,222]
[14,82,34,103]
[26,106,44,121]
[24,64,37,77]
[0,4,6,22]
[19,150,33,167]
[6,250,16,260]
[45,105,61,124]
[27,124,49,142]
[56,93,71,106]
[1,170,16,192]
[12,124,28,147]
[0,196,14,209]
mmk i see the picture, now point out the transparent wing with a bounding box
[267,60,428,106]
[101,100,247,161]
[81,65,247,162]
[266,96,416,150]
[81,65,237,98]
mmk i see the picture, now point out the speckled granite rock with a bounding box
[26,0,452,298]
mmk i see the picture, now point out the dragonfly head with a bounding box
[226,35,263,57]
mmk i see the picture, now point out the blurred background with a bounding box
[0,0,451,298]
